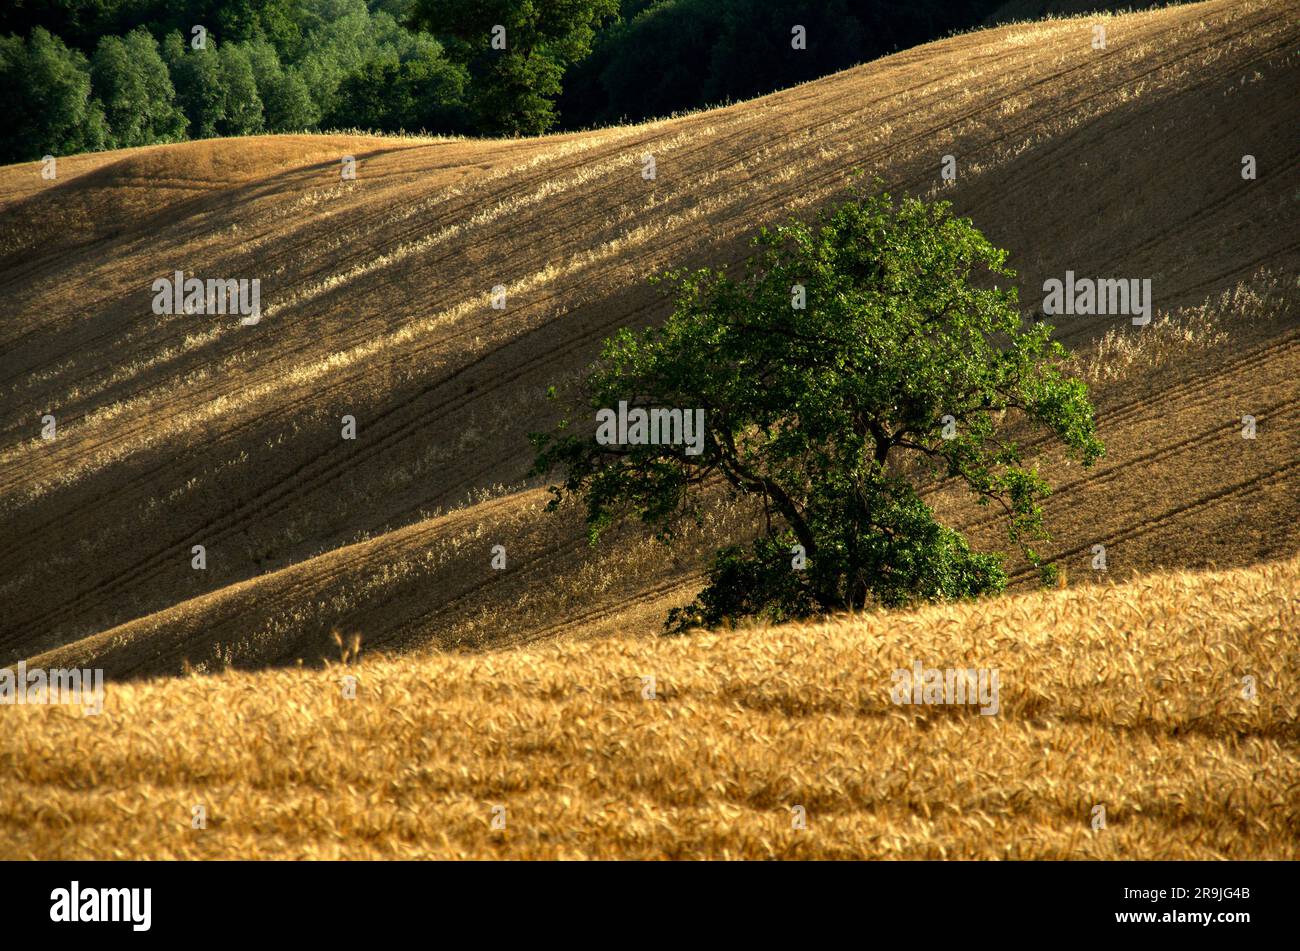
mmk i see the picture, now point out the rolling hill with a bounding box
[0,0,1297,860]
[2,0,1295,682]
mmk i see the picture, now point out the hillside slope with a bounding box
[1,0,1297,679]
[2,555,1296,859]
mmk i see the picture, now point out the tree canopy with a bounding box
[532,186,1104,630]
[559,0,998,128]
[0,1,1019,163]
[91,29,185,148]
[409,0,618,135]
[0,27,107,162]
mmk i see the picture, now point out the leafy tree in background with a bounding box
[0,1,139,52]
[322,55,397,130]
[164,30,227,138]
[124,27,188,141]
[245,37,318,130]
[532,186,1104,630]
[0,1,307,59]
[560,0,1001,128]
[0,0,1041,158]
[388,33,469,131]
[325,40,467,133]
[90,27,185,147]
[562,0,717,126]
[285,0,462,133]
[199,0,306,59]
[296,0,394,123]
[217,40,265,134]
[409,0,618,135]
[0,27,107,162]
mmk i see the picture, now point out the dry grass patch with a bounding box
[2,554,1295,859]
[1074,271,1294,383]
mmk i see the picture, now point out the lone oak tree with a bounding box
[531,187,1104,631]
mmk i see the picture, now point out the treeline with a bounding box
[0,0,475,162]
[560,0,999,128]
[1,0,1003,165]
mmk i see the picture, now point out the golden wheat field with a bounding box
[1,0,1298,860]
[2,556,1297,859]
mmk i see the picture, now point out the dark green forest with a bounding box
[1,0,1007,163]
